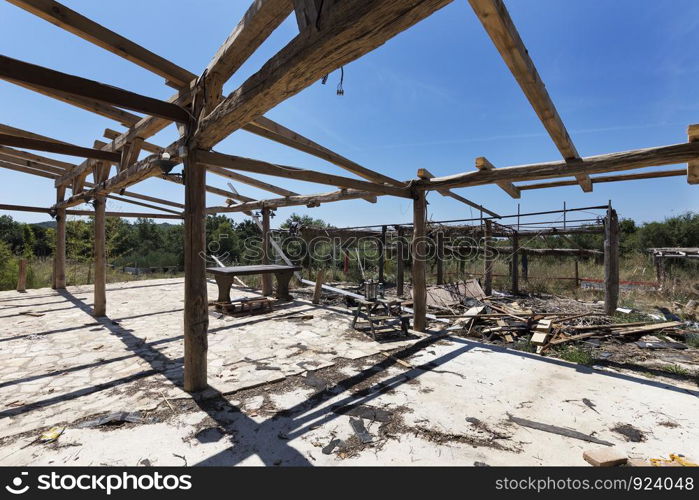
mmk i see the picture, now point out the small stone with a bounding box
[583,447,628,467]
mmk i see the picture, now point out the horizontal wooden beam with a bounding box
[105,194,182,215]
[689,124,699,184]
[0,55,190,122]
[475,157,521,198]
[196,150,412,197]
[103,129,162,154]
[518,169,688,191]
[0,145,76,169]
[209,188,379,213]
[0,133,121,162]
[468,0,591,192]
[416,168,500,217]
[6,0,194,89]
[423,142,699,191]
[0,159,58,179]
[0,151,66,175]
[194,0,453,148]
[0,202,183,219]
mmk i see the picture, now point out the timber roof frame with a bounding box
[0,0,695,220]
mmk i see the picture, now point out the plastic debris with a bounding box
[39,426,65,443]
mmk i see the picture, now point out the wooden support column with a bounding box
[312,269,325,304]
[574,260,580,288]
[604,206,620,315]
[436,230,444,285]
[53,186,66,289]
[17,258,27,292]
[483,220,493,295]
[378,225,386,284]
[511,231,519,294]
[412,191,427,332]
[396,226,405,297]
[93,195,106,316]
[521,252,528,281]
[261,207,273,296]
[183,149,209,393]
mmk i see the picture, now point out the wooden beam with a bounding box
[518,169,688,190]
[604,207,619,315]
[53,186,66,289]
[183,149,209,393]
[417,168,500,216]
[6,0,194,88]
[689,124,699,184]
[207,164,298,197]
[209,188,379,213]
[0,204,182,219]
[105,194,182,215]
[0,152,67,175]
[0,55,190,122]
[194,0,453,148]
[245,116,401,186]
[103,129,161,154]
[8,80,141,127]
[197,150,410,197]
[396,225,405,296]
[423,142,699,191]
[93,195,106,316]
[475,157,521,198]
[0,123,72,144]
[203,0,294,85]
[412,190,427,332]
[0,133,121,162]
[261,207,274,295]
[56,154,162,208]
[483,219,493,296]
[468,0,591,192]
[0,145,76,169]
[0,159,58,179]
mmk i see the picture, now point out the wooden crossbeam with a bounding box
[0,159,58,179]
[468,0,591,192]
[194,0,454,148]
[475,157,521,198]
[0,145,77,170]
[518,169,688,191]
[53,0,291,189]
[105,194,182,215]
[208,188,379,213]
[207,165,298,197]
[0,55,190,122]
[196,150,411,197]
[416,168,500,217]
[6,0,194,89]
[0,123,72,144]
[422,142,699,191]
[0,152,67,176]
[244,116,401,186]
[0,133,121,162]
[9,80,141,127]
[689,124,699,184]
[103,129,161,153]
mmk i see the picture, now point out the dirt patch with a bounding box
[611,423,647,442]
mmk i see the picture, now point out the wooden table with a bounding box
[207,265,301,302]
[351,297,410,340]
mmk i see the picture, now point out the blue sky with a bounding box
[1,0,698,228]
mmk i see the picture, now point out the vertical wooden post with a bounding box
[574,260,580,288]
[378,225,386,284]
[93,195,106,316]
[396,226,405,297]
[53,186,66,289]
[183,149,209,393]
[312,269,325,304]
[436,230,444,285]
[604,206,620,315]
[511,231,519,294]
[412,191,427,332]
[17,258,27,292]
[521,252,528,281]
[261,207,273,296]
[483,220,493,296]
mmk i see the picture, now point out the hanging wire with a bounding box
[336,66,345,96]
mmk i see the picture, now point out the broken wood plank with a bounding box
[508,415,613,446]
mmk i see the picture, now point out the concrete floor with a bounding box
[0,278,697,466]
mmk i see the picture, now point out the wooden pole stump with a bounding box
[261,207,273,296]
[604,206,620,315]
[93,195,106,316]
[483,220,493,295]
[396,226,405,297]
[312,269,325,304]
[17,258,27,292]
[412,191,427,332]
[53,186,66,289]
[511,231,519,294]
